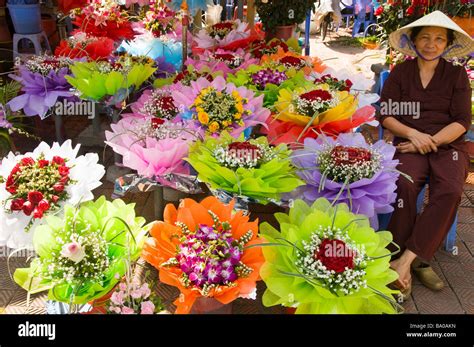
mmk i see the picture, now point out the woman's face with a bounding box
[414,26,449,60]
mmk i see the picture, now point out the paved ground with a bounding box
[0,30,472,314]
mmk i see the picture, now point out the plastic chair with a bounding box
[13,31,51,59]
[376,70,458,252]
[337,0,355,31]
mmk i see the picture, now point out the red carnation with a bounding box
[300,89,333,102]
[38,159,50,168]
[5,175,17,194]
[28,191,44,204]
[22,201,34,216]
[315,239,355,273]
[213,53,236,63]
[10,164,21,175]
[21,157,35,166]
[51,195,60,203]
[228,142,262,160]
[53,184,65,193]
[374,6,383,16]
[151,118,165,129]
[280,56,305,68]
[52,156,65,166]
[59,176,69,185]
[33,208,44,219]
[212,22,234,31]
[58,166,70,176]
[345,79,353,90]
[37,199,50,212]
[157,95,177,113]
[10,198,25,211]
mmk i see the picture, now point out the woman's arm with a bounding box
[432,122,467,146]
[382,117,438,154]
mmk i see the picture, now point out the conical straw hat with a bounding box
[389,11,474,59]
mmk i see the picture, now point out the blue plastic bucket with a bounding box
[7,4,42,34]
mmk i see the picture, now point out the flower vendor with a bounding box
[377,11,473,297]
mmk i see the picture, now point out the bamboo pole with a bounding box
[247,0,255,28]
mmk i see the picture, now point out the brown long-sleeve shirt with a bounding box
[377,58,472,152]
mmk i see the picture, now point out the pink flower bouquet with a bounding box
[105,115,196,178]
[184,48,258,78]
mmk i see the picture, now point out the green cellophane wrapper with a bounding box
[13,196,149,305]
[66,61,156,101]
[186,132,304,203]
[260,198,402,314]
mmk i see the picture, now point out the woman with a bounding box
[377,11,473,298]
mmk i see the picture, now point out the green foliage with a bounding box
[255,0,317,33]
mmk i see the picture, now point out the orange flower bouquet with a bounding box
[260,48,326,76]
[142,197,265,313]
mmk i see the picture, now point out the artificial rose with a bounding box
[27,191,44,204]
[330,146,372,166]
[60,241,86,264]
[315,239,355,273]
[20,157,35,166]
[10,198,25,211]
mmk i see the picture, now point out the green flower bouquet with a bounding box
[13,196,148,306]
[227,65,313,111]
[186,131,304,203]
[66,58,156,101]
[259,198,402,314]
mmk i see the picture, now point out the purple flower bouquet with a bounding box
[8,56,77,119]
[291,133,405,228]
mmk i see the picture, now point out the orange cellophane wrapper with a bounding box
[141,197,265,314]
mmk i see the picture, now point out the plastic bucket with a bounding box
[7,4,42,34]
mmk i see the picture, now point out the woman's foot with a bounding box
[390,258,412,290]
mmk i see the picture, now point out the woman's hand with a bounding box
[396,141,419,154]
[406,129,438,154]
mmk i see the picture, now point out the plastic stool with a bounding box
[13,31,51,59]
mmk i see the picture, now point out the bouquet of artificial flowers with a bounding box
[71,0,135,42]
[142,196,264,313]
[14,197,148,306]
[260,48,326,76]
[291,133,404,228]
[266,83,374,145]
[8,55,78,119]
[105,116,196,178]
[260,198,402,314]
[227,65,313,110]
[0,140,105,249]
[108,276,165,314]
[172,76,270,137]
[142,4,176,38]
[66,54,156,102]
[55,32,115,61]
[193,20,251,50]
[187,131,304,203]
[185,48,259,78]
